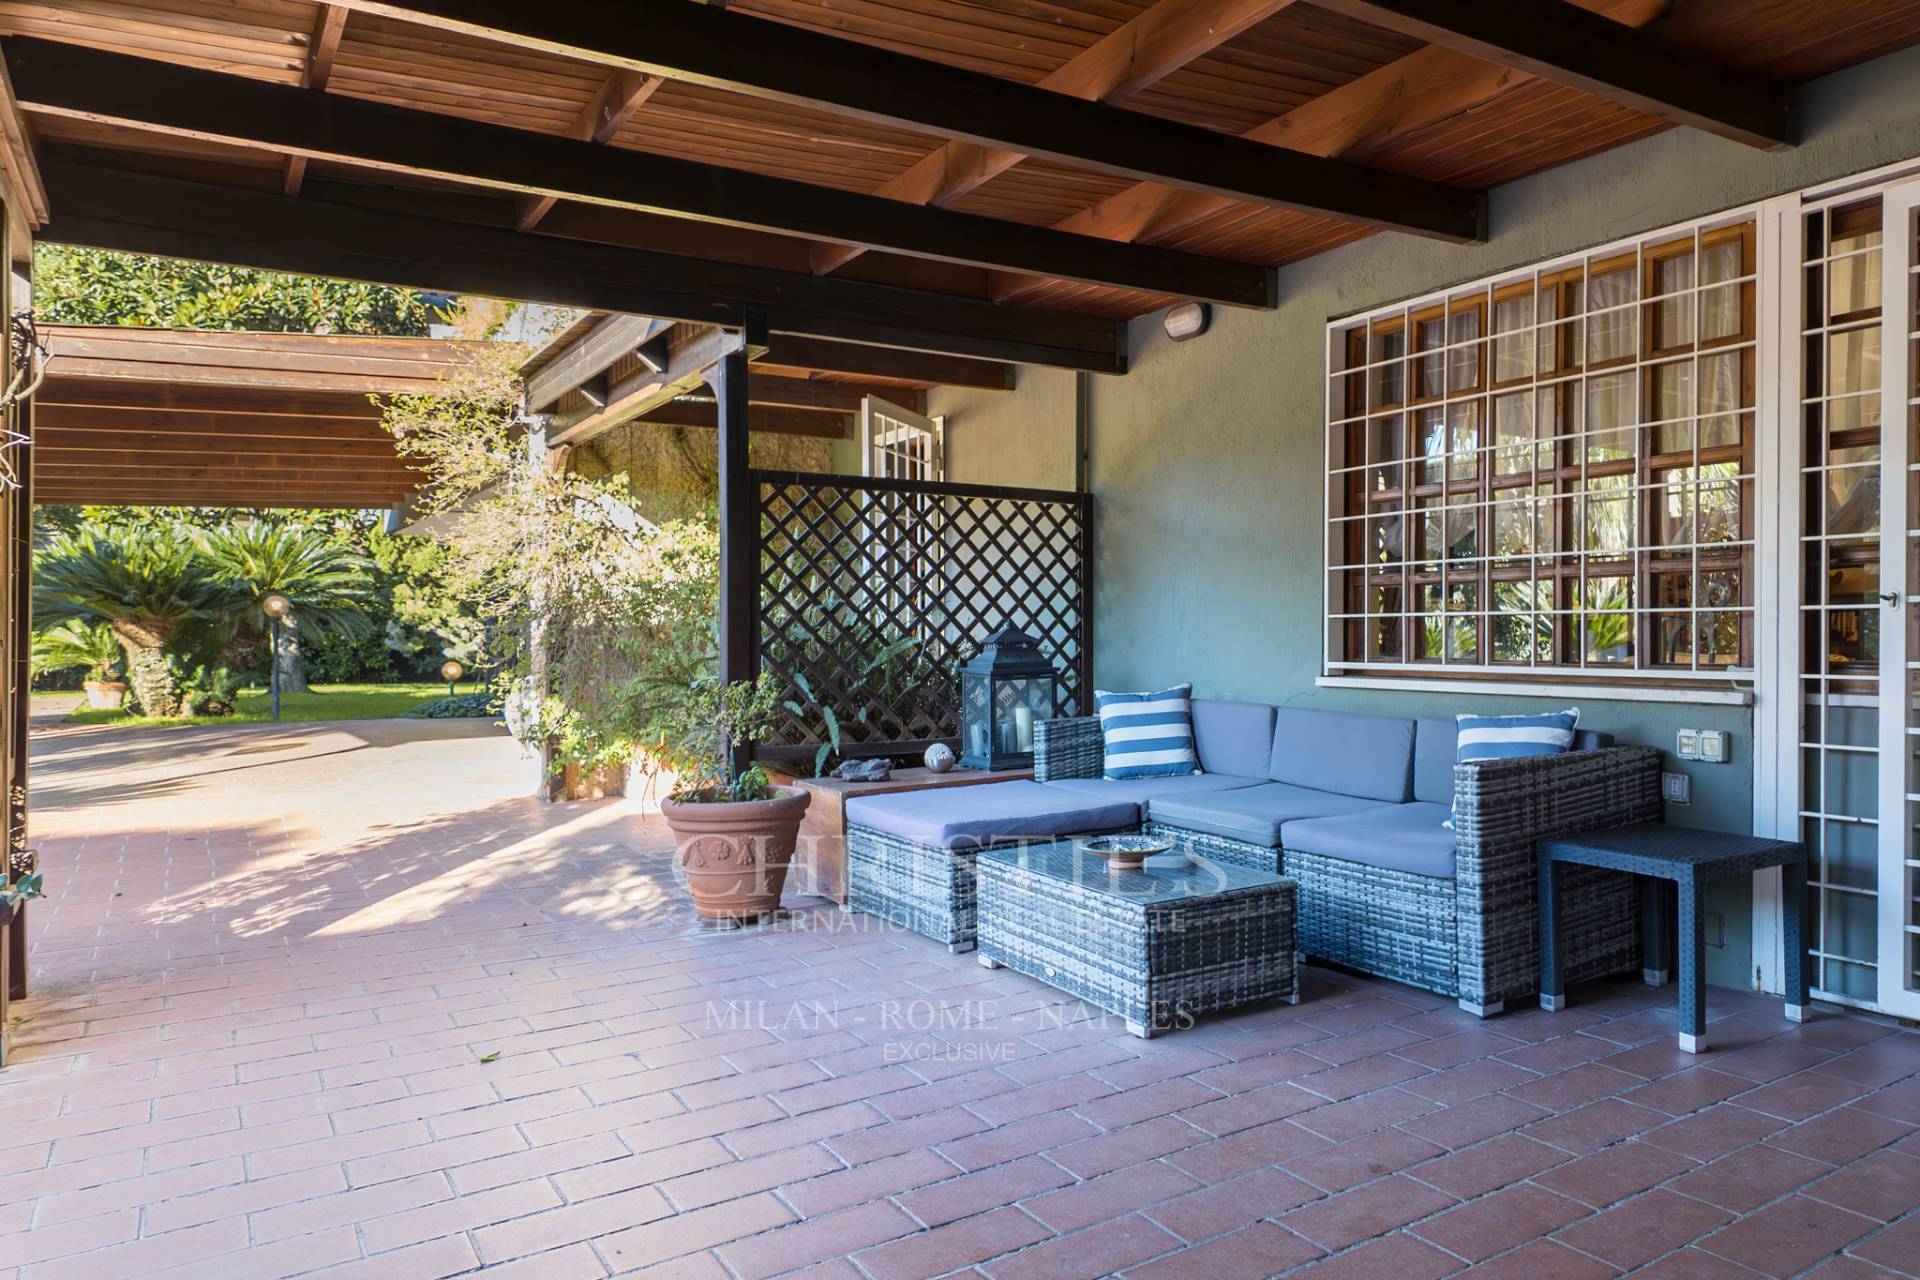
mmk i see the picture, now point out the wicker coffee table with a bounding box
[975,841,1298,1037]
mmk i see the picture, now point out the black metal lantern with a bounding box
[959,627,1057,771]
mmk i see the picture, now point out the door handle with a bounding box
[1881,591,1901,606]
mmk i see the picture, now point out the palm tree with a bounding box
[34,527,229,714]
[31,619,123,683]
[197,523,374,693]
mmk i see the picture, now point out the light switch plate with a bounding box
[1663,772,1692,804]
[1677,729,1701,761]
[1699,730,1729,763]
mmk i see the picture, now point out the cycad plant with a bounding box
[31,619,123,684]
[34,527,229,714]
[197,522,374,693]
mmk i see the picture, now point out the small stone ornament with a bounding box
[924,743,956,774]
[834,758,893,783]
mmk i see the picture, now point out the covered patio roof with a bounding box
[0,1,1907,376]
[34,323,485,508]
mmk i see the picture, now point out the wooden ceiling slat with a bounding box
[319,0,1485,242]
[9,36,1276,306]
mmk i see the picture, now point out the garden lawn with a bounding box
[64,682,479,728]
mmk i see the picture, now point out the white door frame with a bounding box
[1757,174,1920,1019]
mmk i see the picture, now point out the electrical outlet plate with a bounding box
[1662,772,1691,804]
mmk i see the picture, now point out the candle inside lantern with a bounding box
[1013,704,1034,752]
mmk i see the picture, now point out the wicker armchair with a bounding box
[1035,714,1661,1015]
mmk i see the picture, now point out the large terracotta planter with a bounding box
[83,680,127,711]
[661,786,811,921]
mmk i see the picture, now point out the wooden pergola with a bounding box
[33,324,487,508]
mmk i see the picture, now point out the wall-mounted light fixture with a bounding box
[1163,301,1212,343]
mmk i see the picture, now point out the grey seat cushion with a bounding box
[1413,717,1619,805]
[1269,709,1415,802]
[1191,699,1277,779]
[1282,801,1459,880]
[1043,773,1263,807]
[1149,782,1388,847]
[846,781,1137,851]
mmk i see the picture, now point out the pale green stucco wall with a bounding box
[932,44,1920,991]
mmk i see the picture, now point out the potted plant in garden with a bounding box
[32,620,128,710]
[652,673,812,922]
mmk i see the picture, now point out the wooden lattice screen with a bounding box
[752,469,1091,762]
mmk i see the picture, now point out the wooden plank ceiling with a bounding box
[34,324,485,507]
[0,0,1914,378]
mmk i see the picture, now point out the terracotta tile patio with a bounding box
[3,714,1918,1278]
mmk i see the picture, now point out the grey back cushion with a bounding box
[1413,716,1618,805]
[1190,699,1277,778]
[1268,708,1415,803]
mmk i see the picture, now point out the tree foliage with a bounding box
[34,247,439,334]
[34,526,233,714]
[383,349,725,782]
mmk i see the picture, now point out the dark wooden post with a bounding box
[707,343,756,777]
[1,230,23,1034]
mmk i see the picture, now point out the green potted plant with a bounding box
[32,620,128,710]
[651,673,812,922]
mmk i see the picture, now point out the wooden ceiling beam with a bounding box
[38,460,412,479]
[744,374,917,415]
[315,0,1485,242]
[9,38,1273,308]
[547,323,749,447]
[812,0,1295,276]
[36,379,388,420]
[284,4,349,197]
[632,399,849,440]
[35,493,405,509]
[38,443,407,468]
[526,313,670,413]
[36,411,394,447]
[992,0,1666,302]
[1310,0,1790,149]
[516,68,664,232]
[0,42,45,252]
[754,336,1011,391]
[36,155,1128,373]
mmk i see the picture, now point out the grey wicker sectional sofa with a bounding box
[844,697,1660,1015]
[1038,701,1663,1016]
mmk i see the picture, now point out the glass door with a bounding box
[1796,179,1920,1019]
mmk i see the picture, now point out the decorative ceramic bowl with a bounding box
[1077,834,1175,870]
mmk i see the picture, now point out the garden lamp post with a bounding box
[262,593,292,722]
[441,659,463,700]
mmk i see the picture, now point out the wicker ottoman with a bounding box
[976,842,1299,1037]
[845,781,1138,953]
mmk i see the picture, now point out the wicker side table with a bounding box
[1539,823,1809,1053]
[975,843,1298,1037]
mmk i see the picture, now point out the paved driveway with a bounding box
[1,718,1918,1279]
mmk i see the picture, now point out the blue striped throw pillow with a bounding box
[1450,707,1580,826]
[1095,685,1200,780]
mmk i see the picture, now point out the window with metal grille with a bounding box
[1324,216,1758,683]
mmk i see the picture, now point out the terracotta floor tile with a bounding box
[1409,1183,1590,1262]
[1124,1221,1323,1280]
[1551,1188,1734,1269]
[1802,1150,1920,1222]
[1531,1138,1697,1208]
[1143,1167,1321,1241]
[11,719,1920,1280]
[1407,1133,1567,1200]
[1697,1195,1880,1277]
[1667,1144,1831,1213]
[1279,1175,1457,1252]
[1283,1128,1448,1193]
